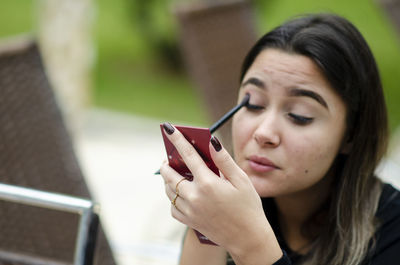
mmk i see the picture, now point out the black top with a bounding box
[227,183,400,265]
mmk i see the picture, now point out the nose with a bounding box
[253,113,281,148]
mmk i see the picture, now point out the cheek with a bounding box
[288,133,342,181]
[231,121,241,156]
[232,115,251,157]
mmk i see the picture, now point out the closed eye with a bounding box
[245,103,264,111]
[288,113,313,125]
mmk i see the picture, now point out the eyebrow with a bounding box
[241,77,266,89]
[289,88,328,109]
[241,77,329,109]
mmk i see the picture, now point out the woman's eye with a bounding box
[288,113,313,125]
[245,103,264,111]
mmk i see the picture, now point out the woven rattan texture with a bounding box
[0,40,115,265]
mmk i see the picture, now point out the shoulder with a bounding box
[376,183,400,223]
[369,183,400,263]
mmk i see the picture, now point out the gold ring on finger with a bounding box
[172,193,179,209]
[175,178,187,195]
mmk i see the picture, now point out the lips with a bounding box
[247,155,279,173]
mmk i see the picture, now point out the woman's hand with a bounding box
[160,123,282,264]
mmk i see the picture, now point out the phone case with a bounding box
[160,124,219,245]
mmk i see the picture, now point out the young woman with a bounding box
[160,13,400,265]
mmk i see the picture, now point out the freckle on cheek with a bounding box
[305,170,309,174]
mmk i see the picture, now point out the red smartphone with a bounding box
[160,124,219,245]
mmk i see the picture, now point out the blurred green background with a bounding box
[0,0,399,130]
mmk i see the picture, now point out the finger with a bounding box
[160,159,181,187]
[160,162,190,199]
[165,178,189,201]
[160,160,169,184]
[209,136,248,188]
[165,181,176,201]
[162,122,211,179]
[171,202,188,225]
[168,187,190,222]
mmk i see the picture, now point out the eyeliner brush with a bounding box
[155,93,251,175]
[209,93,250,133]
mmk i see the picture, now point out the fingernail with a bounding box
[210,136,222,152]
[163,122,175,135]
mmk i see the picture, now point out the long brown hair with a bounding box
[240,14,389,265]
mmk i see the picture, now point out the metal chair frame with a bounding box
[0,183,98,265]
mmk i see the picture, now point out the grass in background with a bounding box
[95,58,208,124]
[0,1,34,37]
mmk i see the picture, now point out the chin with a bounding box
[256,189,279,198]
[250,176,280,198]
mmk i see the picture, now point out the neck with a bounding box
[274,174,333,253]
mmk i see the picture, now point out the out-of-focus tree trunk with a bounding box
[37,0,95,136]
[378,0,400,39]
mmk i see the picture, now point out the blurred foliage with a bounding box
[95,0,208,125]
[0,0,399,130]
[127,0,182,71]
[0,0,34,37]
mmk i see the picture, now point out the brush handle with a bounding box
[209,93,250,133]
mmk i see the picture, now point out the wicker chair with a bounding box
[0,37,116,265]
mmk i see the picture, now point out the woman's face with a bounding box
[232,49,347,198]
